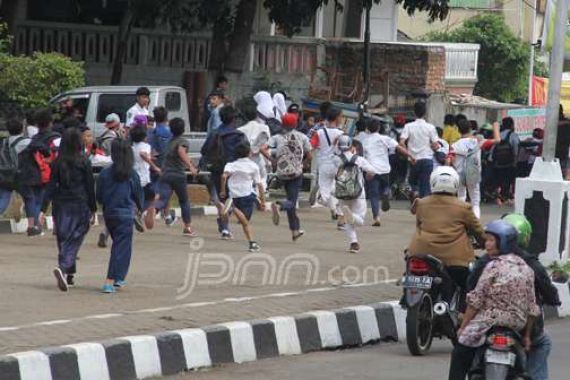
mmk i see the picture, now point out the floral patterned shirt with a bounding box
[459,253,540,347]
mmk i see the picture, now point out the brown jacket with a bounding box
[408,194,484,267]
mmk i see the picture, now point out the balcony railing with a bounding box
[13,21,211,70]
[12,21,479,84]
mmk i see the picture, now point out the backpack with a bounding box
[493,131,515,168]
[205,134,226,173]
[19,131,60,186]
[0,137,26,189]
[458,142,481,187]
[334,154,363,200]
[96,130,116,156]
[275,132,304,179]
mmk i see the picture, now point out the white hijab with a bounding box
[254,91,275,120]
[272,93,287,122]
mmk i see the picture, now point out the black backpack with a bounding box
[205,133,226,173]
[0,136,26,189]
[493,131,515,168]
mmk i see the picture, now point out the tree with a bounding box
[427,14,529,103]
[111,0,451,84]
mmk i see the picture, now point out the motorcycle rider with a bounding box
[467,213,560,380]
[448,220,541,379]
[407,166,485,309]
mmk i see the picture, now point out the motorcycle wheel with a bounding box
[406,292,434,356]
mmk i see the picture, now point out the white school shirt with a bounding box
[362,133,398,174]
[126,103,150,127]
[315,127,344,164]
[452,137,481,175]
[132,142,151,187]
[223,158,262,198]
[400,118,438,160]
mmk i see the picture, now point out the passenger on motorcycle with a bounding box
[467,214,561,380]
[448,220,541,379]
[407,166,485,304]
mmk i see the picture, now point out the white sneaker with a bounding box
[342,206,355,225]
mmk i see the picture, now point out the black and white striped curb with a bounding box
[0,301,406,380]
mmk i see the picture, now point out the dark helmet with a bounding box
[485,220,518,254]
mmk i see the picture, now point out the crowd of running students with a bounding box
[0,83,548,293]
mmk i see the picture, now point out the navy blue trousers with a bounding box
[53,202,91,275]
[105,215,134,282]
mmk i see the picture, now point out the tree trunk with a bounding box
[224,0,257,74]
[1,0,21,35]
[208,17,228,74]
[110,9,134,85]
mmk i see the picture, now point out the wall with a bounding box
[398,2,538,42]
[324,41,446,96]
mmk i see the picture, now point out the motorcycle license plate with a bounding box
[402,275,433,289]
[485,350,515,366]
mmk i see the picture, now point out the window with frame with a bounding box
[96,94,137,123]
[448,0,497,8]
[165,92,181,111]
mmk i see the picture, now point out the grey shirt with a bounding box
[8,134,31,155]
[162,136,190,177]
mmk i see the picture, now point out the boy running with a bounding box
[220,141,266,252]
[334,135,377,253]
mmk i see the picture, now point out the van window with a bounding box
[96,94,137,123]
[165,92,181,111]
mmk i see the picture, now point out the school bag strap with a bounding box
[323,128,332,147]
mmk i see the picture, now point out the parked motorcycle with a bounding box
[401,254,463,356]
[468,327,531,380]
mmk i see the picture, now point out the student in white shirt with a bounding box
[220,142,266,252]
[399,102,438,199]
[126,87,151,127]
[363,119,414,226]
[238,102,272,193]
[130,125,162,229]
[334,135,376,254]
[451,120,501,219]
[310,108,346,228]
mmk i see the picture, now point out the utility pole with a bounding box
[363,0,372,110]
[543,0,569,162]
[528,0,538,106]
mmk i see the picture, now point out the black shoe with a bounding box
[248,241,260,252]
[66,275,75,287]
[381,195,391,212]
[27,226,44,237]
[97,232,107,248]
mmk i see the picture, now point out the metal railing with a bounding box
[441,43,480,81]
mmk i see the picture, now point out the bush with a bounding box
[0,52,85,108]
[427,15,530,103]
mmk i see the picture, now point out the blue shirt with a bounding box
[96,166,143,218]
[207,105,223,135]
[149,123,172,166]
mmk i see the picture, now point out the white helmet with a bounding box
[430,166,459,195]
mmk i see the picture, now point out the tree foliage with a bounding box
[427,14,529,103]
[265,0,450,37]
[0,52,85,108]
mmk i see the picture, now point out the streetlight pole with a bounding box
[543,0,569,162]
[363,0,371,110]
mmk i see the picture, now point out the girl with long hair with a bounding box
[42,127,96,291]
[96,139,143,293]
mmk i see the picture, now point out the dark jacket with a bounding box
[467,247,561,339]
[200,123,245,172]
[42,157,97,213]
[96,166,143,218]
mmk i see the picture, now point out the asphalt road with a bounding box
[163,319,570,380]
